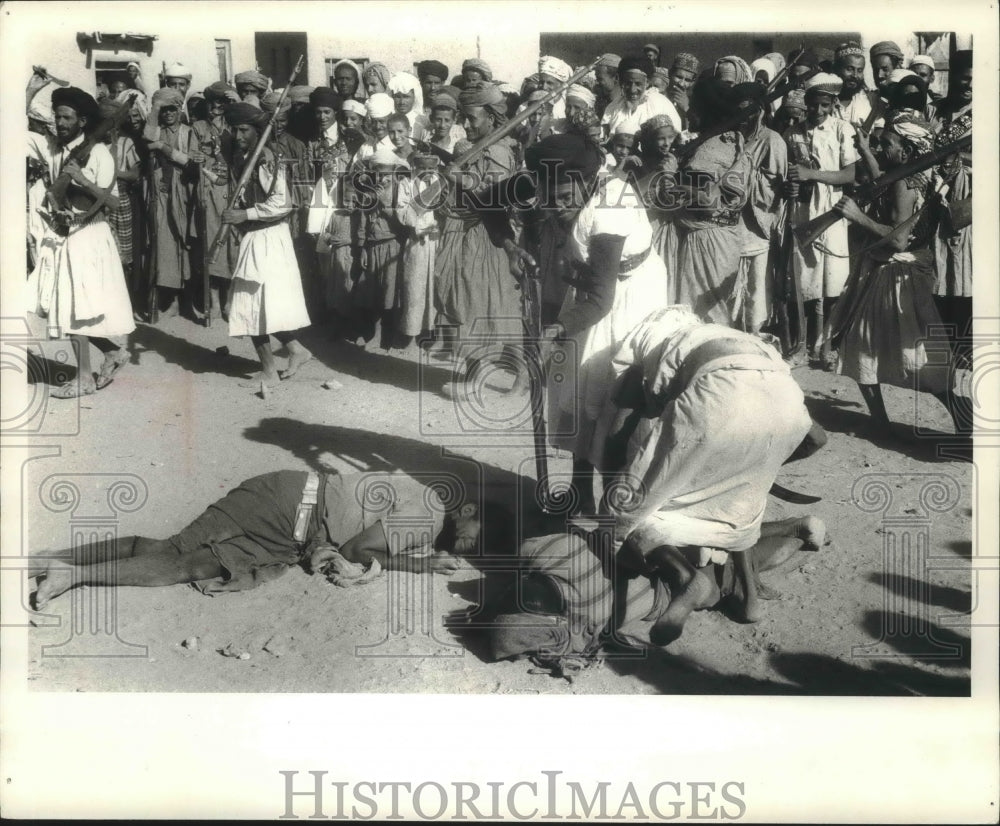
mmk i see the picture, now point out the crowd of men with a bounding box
[26,37,975,674]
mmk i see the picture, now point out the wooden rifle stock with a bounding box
[207,54,304,264]
[792,132,971,249]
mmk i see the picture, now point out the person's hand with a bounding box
[62,159,88,186]
[359,247,369,271]
[222,208,247,224]
[667,87,688,112]
[504,240,538,282]
[429,551,461,575]
[189,150,206,164]
[27,69,50,98]
[852,125,871,154]
[619,155,643,173]
[832,195,864,222]
[781,175,800,199]
[792,164,814,182]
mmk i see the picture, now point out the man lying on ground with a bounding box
[32,471,481,609]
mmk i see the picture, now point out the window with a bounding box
[215,39,233,84]
[94,59,132,96]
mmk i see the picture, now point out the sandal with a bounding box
[51,377,96,398]
[95,350,129,390]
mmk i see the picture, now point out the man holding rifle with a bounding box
[220,102,312,394]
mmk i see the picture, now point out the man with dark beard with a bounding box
[831,41,876,126]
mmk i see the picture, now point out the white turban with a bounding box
[341,99,367,116]
[27,83,55,127]
[538,55,572,83]
[164,62,192,80]
[565,83,596,109]
[366,92,394,119]
[909,55,935,70]
[750,57,777,85]
[387,71,424,114]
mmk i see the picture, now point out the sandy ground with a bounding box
[18,311,973,696]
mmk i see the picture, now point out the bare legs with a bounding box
[248,330,312,388]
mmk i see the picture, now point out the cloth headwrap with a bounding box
[688,75,739,126]
[671,53,700,73]
[224,101,269,128]
[490,613,569,662]
[951,50,972,74]
[28,83,55,127]
[429,92,458,111]
[260,91,290,115]
[341,99,367,116]
[888,74,928,112]
[640,113,675,134]
[287,85,314,104]
[643,43,660,56]
[524,132,606,180]
[749,57,776,85]
[164,62,192,80]
[117,88,149,119]
[370,144,408,168]
[387,71,424,113]
[458,83,507,121]
[888,69,919,85]
[815,47,835,69]
[366,92,394,119]
[565,83,596,108]
[235,70,270,92]
[331,59,363,95]
[618,55,655,78]
[612,123,637,137]
[714,55,753,85]
[438,85,462,104]
[416,60,449,81]
[870,41,904,61]
[731,81,767,107]
[310,86,339,109]
[835,41,865,61]
[362,62,391,91]
[126,61,141,72]
[151,87,184,109]
[462,58,493,81]
[909,55,935,70]
[889,113,934,154]
[652,66,671,83]
[596,53,622,69]
[538,55,572,83]
[52,86,101,122]
[803,72,842,98]
[781,88,807,112]
[204,81,236,102]
[764,52,785,73]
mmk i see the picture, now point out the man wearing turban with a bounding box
[189,82,240,311]
[666,53,699,128]
[828,113,967,438]
[26,86,135,397]
[235,70,270,108]
[146,86,199,318]
[593,53,621,117]
[869,41,904,90]
[601,55,681,141]
[387,72,424,139]
[362,62,391,96]
[783,73,859,367]
[330,59,364,104]
[461,58,493,85]
[416,60,449,105]
[831,41,876,126]
[221,101,312,391]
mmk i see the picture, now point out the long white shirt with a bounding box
[601,88,681,137]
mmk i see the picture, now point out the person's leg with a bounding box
[34,544,223,609]
[91,336,130,389]
[858,383,891,433]
[804,298,820,358]
[572,457,597,516]
[249,334,280,386]
[645,545,720,645]
[52,335,96,397]
[273,330,313,379]
[28,535,156,577]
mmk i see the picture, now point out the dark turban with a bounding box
[51,86,100,123]
[787,47,818,69]
[618,55,655,78]
[309,86,339,109]
[458,82,507,121]
[235,70,270,92]
[888,74,928,112]
[688,74,738,129]
[870,41,904,62]
[224,102,269,129]
[204,81,236,102]
[97,97,122,122]
[416,60,449,81]
[731,81,766,107]
[524,132,606,181]
[260,91,291,114]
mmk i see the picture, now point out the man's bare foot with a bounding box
[792,515,827,550]
[280,347,313,380]
[33,560,75,610]
[649,568,717,646]
[239,372,280,391]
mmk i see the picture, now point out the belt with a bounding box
[617,245,653,276]
[293,472,323,544]
[675,336,775,391]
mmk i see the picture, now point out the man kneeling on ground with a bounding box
[33,471,479,608]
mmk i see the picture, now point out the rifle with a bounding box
[793,132,972,249]
[207,54,305,264]
[678,66,822,159]
[520,257,553,513]
[765,45,804,94]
